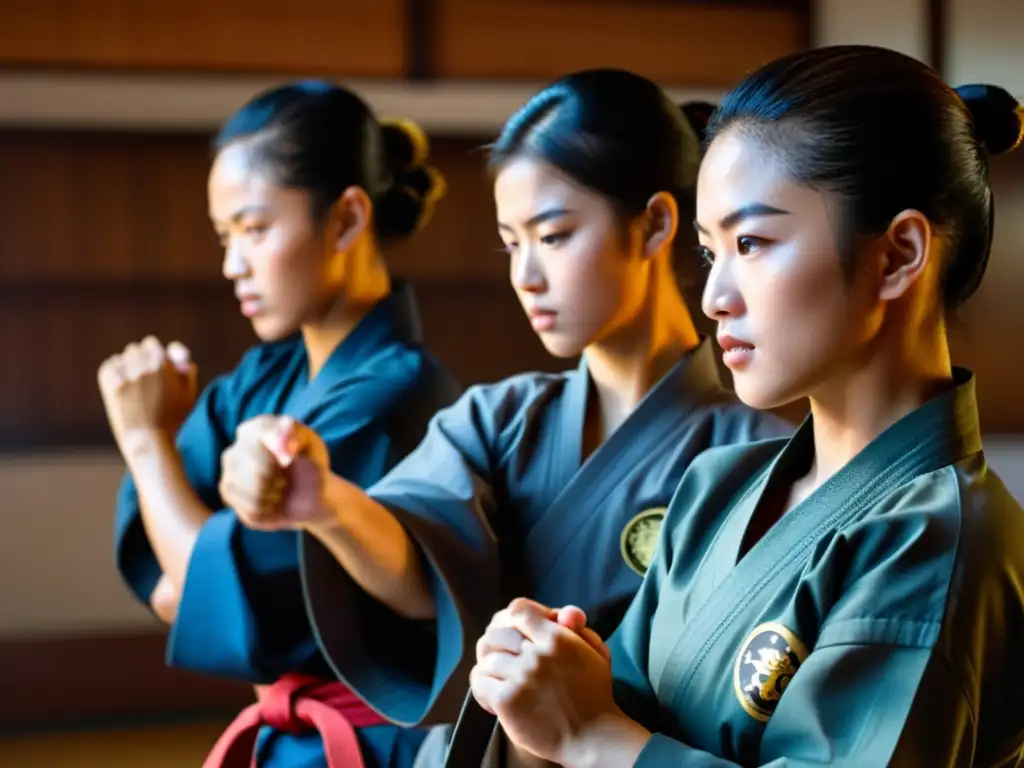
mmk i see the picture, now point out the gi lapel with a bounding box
[654,370,982,709]
[522,340,723,598]
[286,282,420,422]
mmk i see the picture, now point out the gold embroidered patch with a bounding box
[733,622,809,722]
[620,507,666,576]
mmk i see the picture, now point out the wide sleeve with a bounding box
[113,371,235,606]
[168,363,427,681]
[301,382,520,727]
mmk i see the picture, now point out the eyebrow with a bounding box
[229,205,270,223]
[497,207,574,232]
[693,203,791,234]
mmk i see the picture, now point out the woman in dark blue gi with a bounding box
[98,81,460,768]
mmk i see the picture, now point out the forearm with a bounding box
[305,472,436,620]
[122,430,212,592]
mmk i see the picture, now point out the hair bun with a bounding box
[680,101,717,144]
[955,84,1023,156]
[375,117,447,240]
[381,117,430,169]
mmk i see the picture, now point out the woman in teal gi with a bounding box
[469,45,1024,768]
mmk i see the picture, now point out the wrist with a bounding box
[119,427,176,465]
[301,471,348,534]
[562,709,652,768]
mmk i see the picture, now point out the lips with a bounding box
[717,332,755,370]
[237,293,263,318]
[527,308,557,332]
[717,333,754,353]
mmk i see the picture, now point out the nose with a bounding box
[222,238,250,281]
[510,245,545,294]
[700,255,743,321]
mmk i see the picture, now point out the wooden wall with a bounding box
[0,130,567,449]
[0,0,810,85]
[1,129,1023,450]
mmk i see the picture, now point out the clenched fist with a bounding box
[219,416,335,531]
[98,336,197,449]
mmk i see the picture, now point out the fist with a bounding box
[97,336,197,446]
[219,416,334,531]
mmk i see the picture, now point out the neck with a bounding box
[302,244,391,379]
[805,318,953,488]
[584,262,700,431]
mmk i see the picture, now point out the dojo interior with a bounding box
[0,0,1022,763]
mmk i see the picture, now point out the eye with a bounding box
[695,245,715,267]
[500,240,519,256]
[539,231,570,248]
[244,223,269,239]
[736,236,765,256]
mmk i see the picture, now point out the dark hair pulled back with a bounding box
[214,80,445,243]
[705,45,1023,308]
[488,68,714,234]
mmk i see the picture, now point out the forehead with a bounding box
[208,142,278,218]
[696,130,795,223]
[493,157,592,219]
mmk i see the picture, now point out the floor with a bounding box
[0,720,228,767]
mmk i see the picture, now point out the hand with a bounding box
[469,598,622,766]
[97,337,197,450]
[219,416,333,531]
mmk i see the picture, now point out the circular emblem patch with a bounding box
[620,507,666,575]
[733,622,808,722]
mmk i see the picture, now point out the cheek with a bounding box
[747,252,855,365]
[564,246,631,326]
[259,237,323,298]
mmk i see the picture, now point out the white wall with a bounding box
[0,453,157,636]
[814,0,929,61]
[948,0,1024,96]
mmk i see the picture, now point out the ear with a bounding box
[325,185,372,254]
[642,191,679,260]
[877,209,934,301]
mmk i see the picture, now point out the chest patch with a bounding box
[733,621,808,722]
[620,507,666,576]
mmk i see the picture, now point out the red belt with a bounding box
[202,673,388,768]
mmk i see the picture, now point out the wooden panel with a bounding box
[0,280,559,450]
[0,283,253,448]
[946,149,1024,434]
[2,127,1022,450]
[432,0,809,85]
[0,131,504,285]
[0,132,220,281]
[0,0,405,77]
[0,630,252,730]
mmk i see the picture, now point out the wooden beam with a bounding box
[0,72,724,134]
[927,0,949,75]
[406,0,436,80]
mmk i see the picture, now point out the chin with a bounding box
[537,333,586,359]
[731,373,794,412]
[250,316,296,343]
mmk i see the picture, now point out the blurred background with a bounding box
[0,0,1021,764]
